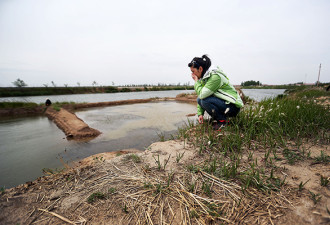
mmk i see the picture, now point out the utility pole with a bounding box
[317,63,321,86]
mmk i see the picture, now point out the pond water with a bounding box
[0,90,194,104]
[0,89,286,188]
[0,101,196,188]
[241,89,286,101]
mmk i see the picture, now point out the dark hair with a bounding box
[188,55,212,77]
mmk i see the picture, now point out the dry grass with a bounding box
[12,151,294,225]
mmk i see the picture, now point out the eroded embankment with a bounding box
[45,107,101,139]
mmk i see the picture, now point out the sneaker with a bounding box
[212,121,226,131]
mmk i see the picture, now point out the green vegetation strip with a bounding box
[0,102,38,108]
[174,90,329,193]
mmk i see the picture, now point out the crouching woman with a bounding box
[188,55,244,130]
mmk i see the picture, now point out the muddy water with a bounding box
[0,101,196,188]
[0,116,69,188]
[76,101,194,141]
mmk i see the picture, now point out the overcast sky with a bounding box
[0,0,329,87]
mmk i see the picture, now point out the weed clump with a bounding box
[124,154,141,163]
[0,187,5,195]
[87,192,106,203]
[314,151,330,164]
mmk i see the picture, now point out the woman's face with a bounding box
[190,66,203,79]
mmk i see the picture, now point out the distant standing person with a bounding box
[188,55,244,130]
[45,98,52,106]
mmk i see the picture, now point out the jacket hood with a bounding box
[201,66,222,80]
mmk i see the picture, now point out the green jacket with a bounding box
[194,66,244,116]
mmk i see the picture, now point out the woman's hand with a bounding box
[198,115,203,124]
[191,74,198,82]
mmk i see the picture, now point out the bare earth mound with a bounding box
[45,107,101,139]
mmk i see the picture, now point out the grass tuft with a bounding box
[87,192,106,203]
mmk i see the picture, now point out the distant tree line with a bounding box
[1,78,193,97]
[241,80,262,86]
[10,78,192,88]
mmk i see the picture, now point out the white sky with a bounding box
[0,0,329,87]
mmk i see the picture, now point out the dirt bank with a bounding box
[45,107,101,139]
[1,139,329,224]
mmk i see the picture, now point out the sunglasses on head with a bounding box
[189,60,200,68]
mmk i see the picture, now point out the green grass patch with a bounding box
[314,151,330,164]
[0,102,38,109]
[0,187,5,195]
[175,87,329,195]
[290,88,330,98]
[52,105,61,111]
[87,192,106,203]
[282,149,302,165]
[320,175,329,187]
